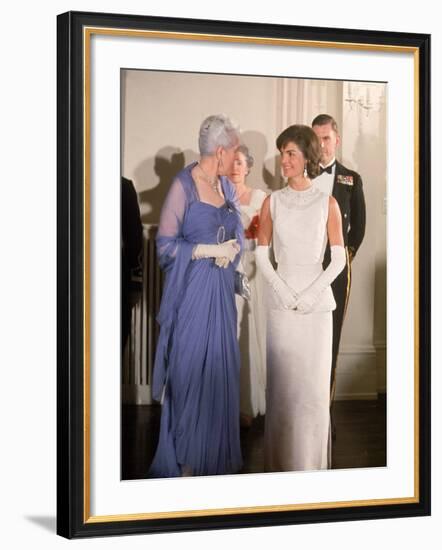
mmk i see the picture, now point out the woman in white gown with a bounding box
[256,125,345,472]
[230,145,267,427]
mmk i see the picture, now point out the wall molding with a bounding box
[339,342,386,355]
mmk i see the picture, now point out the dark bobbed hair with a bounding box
[276,124,321,178]
[311,113,339,134]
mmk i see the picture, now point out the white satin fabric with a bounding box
[264,185,334,472]
[236,189,267,417]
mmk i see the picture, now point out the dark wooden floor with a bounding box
[122,397,386,479]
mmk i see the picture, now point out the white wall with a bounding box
[338,82,387,397]
[2,1,440,549]
[122,69,280,222]
[123,72,386,399]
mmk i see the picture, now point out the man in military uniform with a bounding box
[311,114,366,422]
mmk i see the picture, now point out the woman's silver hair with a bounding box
[198,114,240,156]
[236,144,254,171]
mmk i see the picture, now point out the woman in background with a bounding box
[256,125,345,472]
[148,114,244,478]
[230,145,267,428]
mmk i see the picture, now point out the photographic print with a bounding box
[57,11,430,538]
[120,69,387,481]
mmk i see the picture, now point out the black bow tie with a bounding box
[320,162,335,175]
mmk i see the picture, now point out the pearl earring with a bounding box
[304,165,308,178]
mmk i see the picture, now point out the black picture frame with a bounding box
[57,10,431,539]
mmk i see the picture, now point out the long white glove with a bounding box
[192,239,240,268]
[255,245,298,309]
[295,245,346,313]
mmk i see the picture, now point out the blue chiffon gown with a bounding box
[147,162,244,478]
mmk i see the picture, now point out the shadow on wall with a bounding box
[347,127,387,388]
[240,130,281,192]
[342,130,385,260]
[346,131,386,188]
[374,255,387,390]
[134,132,286,224]
[134,147,198,224]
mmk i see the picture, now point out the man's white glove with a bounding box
[295,245,346,313]
[255,245,298,309]
[192,239,240,269]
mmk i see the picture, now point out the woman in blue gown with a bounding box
[148,114,244,478]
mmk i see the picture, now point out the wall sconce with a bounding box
[345,83,384,116]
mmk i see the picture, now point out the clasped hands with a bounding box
[281,286,318,314]
[255,245,319,313]
[192,239,240,269]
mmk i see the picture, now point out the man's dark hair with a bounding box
[311,114,339,134]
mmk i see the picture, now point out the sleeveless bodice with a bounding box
[270,185,335,310]
[180,162,241,246]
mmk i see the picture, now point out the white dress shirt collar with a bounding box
[319,157,337,170]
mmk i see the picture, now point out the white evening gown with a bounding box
[236,188,267,418]
[264,185,336,472]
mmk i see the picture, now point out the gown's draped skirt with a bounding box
[148,169,244,478]
[264,264,333,472]
[148,258,242,478]
[236,247,267,418]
